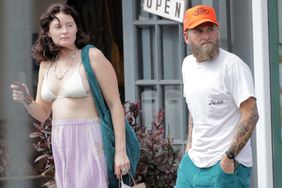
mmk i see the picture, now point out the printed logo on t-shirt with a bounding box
[208,98,224,105]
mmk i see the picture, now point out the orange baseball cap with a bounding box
[183,5,219,31]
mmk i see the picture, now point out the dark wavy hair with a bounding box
[32,3,89,63]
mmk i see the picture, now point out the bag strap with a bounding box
[81,44,108,118]
[120,172,136,188]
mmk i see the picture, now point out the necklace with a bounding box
[54,50,77,80]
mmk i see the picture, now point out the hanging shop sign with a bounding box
[143,0,187,22]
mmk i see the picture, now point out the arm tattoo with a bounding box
[187,113,193,149]
[227,103,259,156]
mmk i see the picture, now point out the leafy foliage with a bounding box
[30,102,180,188]
[124,101,180,188]
[29,118,55,188]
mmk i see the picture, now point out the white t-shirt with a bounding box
[182,48,255,168]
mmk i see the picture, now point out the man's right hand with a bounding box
[220,154,235,174]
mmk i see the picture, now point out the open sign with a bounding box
[143,0,187,22]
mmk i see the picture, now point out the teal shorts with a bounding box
[174,153,252,188]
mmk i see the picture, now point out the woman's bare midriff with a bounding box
[51,95,99,120]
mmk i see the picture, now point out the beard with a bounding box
[189,38,219,62]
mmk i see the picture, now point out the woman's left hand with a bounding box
[114,149,130,178]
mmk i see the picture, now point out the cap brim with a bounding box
[187,19,219,29]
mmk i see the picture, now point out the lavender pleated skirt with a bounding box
[51,119,108,188]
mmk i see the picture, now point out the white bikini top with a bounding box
[41,63,91,102]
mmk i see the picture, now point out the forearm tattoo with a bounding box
[187,114,193,148]
[227,104,259,156]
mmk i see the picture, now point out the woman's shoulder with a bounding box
[39,61,52,72]
[40,61,52,67]
[88,46,108,65]
[88,46,104,58]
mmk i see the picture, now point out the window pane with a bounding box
[164,86,183,139]
[136,26,156,80]
[161,25,181,80]
[141,87,157,129]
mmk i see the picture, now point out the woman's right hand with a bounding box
[10,81,33,105]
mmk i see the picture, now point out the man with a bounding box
[175,5,259,188]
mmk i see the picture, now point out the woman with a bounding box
[10,3,129,188]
